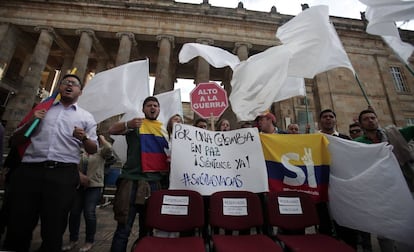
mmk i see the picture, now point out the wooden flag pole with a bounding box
[355,73,371,107]
[405,64,414,76]
[304,96,309,125]
[210,113,215,131]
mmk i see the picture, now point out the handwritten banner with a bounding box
[169,124,269,195]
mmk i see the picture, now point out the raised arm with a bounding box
[108,118,143,135]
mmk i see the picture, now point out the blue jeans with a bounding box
[110,181,158,252]
[68,187,102,243]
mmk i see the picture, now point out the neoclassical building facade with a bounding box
[0,0,413,137]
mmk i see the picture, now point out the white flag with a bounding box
[78,59,150,123]
[229,45,305,121]
[276,5,355,78]
[154,89,183,127]
[359,0,414,64]
[360,0,414,36]
[327,135,414,246]
[383,34,414,64]
[178,43,305,121]
[179,43,240,70]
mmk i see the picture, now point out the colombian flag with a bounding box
[17,92,61,157]
[139,119,169,172]
[260,133,330,202]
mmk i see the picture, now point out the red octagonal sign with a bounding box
[190,82,228,118]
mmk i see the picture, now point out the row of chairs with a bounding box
[132,190,355,252]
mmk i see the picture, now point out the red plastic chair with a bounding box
[267,191,355,252]
[132,189,205,252]
[209,191,283,252]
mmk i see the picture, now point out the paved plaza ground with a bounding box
[29,206,137,252]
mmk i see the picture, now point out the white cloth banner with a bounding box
[78,59,150,123]
[229,46,305,121]
[361,0,414,36]
[327,135,414,246]
[276,5,355,78]
[178,6,354,121]
[359,0,414,63]
[178,43,240,70]
[169,124,269,195]
[382,34,414,64]
[178,43,305,121]
[112,89,183,164]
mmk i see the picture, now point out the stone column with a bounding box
[234,42,251,61]
[72,29,94,82]
[195,38,213,84]
[60,55,73,77]
[45,70,57,91]
[0,24,18,80]
[3,26,54,134]
[115,32,136,66]
[0,23,9,42]
[19,54,32,78]
[154,34,174,95]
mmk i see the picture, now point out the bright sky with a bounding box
[151,0,413,101]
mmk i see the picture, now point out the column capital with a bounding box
[75,29,95,38]
[234,42,252,50]
[34,26,55,37]
[116,32,137,46]
[196,38,214,45]
[156,34,175,48]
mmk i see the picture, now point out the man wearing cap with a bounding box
[257,112,280,134]
[3,74,98,252]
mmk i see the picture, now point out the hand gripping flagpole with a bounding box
[24,67,77,137]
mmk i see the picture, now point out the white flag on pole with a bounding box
[276,5,355,78]
[229,46,304,121]
[327,135,414,247]
[359,0,414,64]
[360,0,414,36]
[383,34,414,64]
[178,43,306,121]
[178,43,240,70]
[78,59,150,123]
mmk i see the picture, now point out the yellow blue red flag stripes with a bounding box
[17,92,61,157]
[139,119,169,172]
[260,133,330,202]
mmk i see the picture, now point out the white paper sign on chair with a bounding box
[222,198,247,216]
[278,196,302,214]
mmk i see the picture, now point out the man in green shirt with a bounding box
[355,109,414,252]
[355,110,414,144]
[109,96,168,252]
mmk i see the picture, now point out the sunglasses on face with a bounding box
[350,129,362,134]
